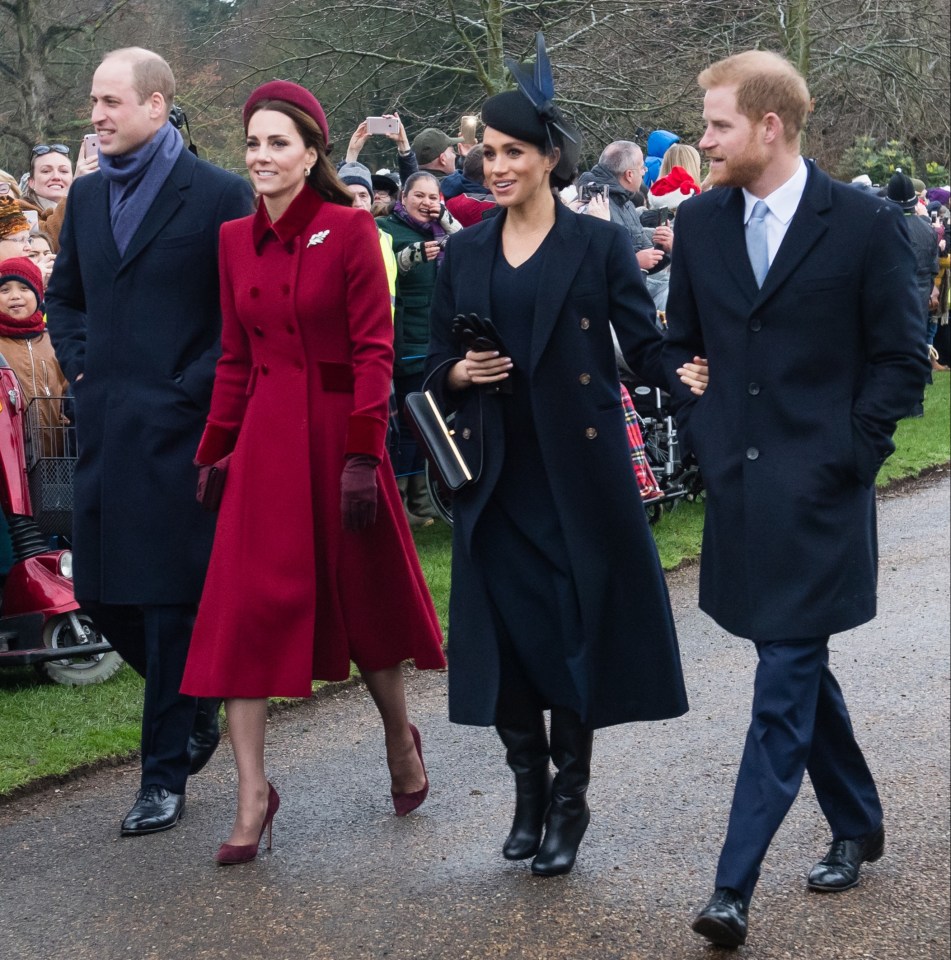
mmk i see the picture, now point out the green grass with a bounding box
[1,374,947,797]
[876,372,949,485]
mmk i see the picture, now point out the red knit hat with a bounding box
[0,256,44,307]
[243,81,330,148]
[648,166,701,210]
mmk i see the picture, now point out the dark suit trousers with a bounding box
[82,602,198,795]
[715,636,883,901]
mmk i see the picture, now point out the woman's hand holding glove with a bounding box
[341,454,380,531]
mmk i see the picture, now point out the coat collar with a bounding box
[715,159,832,307]
[252,185,324,250]
[81,152,197,271]
[119,149,197,266]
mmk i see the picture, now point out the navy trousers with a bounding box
[83,602,198,795]
[715,636,883,901]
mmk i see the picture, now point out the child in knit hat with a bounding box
[0,193,34,261]
[0,256,70,453]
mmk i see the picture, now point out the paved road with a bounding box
[1,476,948,960]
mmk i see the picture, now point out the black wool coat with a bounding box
[663,162,930,641]
[425,201,689,729]
[46,149,253,604]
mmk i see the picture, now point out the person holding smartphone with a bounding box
[345,113,418,193]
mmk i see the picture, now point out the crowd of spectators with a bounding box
[0,103,947,526]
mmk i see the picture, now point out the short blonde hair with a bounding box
[659,143,702,183]
[103,47,175,118]
[699,50,810,143]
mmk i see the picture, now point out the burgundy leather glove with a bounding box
[341,454,380,531]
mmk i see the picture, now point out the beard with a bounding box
[705,136,770,189]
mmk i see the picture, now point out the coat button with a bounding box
[750,318,762,331]
[294,361,303,371]
[580,317,591,330]
[585,427,598,439]
[748,382,760,395]
[746,446,759,460]
[579,372,592,385]
[462,427,472,440]
[286,324,296,335]
[261,364,270,375]
[250,287,259,298]
[282,284,291,295]
[253,326,264,337]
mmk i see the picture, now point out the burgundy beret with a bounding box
[243,81,329,148]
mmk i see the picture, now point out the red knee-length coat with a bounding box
[181,186,445,698]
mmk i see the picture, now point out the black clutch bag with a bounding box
[404,390,475,492]
[196,454,232,512]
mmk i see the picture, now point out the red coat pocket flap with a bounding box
[316,360,355,393]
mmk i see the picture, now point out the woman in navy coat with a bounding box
[425,56,688,878]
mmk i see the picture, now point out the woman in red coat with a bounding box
[180,82,445,864]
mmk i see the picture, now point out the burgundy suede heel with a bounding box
[391,724,429,816]
[216,782,280,865]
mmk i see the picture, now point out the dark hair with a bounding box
[546,141,575,191]
[246,100,352,207]
[402,171,440,198]
[462,144,485,184]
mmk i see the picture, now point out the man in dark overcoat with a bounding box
[662,51,929,948]
[46,47,252,835]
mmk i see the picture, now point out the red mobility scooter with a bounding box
[0,354,118,685]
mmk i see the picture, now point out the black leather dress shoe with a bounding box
[692,888,749,948]
[808,823,885,891]
[120,786,185,836]
[188,698,222,776]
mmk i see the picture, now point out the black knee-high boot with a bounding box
[496,711,552,860]
[531,706,593,877]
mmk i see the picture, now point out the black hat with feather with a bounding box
[481,33,581,183]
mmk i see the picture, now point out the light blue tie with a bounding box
[746,199,770,287]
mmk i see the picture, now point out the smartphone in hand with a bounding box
[83,133,100,159]
[366,116,399,135]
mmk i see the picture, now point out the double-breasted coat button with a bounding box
[261,364,270,375]
[746,446,759,460]
[249,287,259,298]
[748,382,761,395]
[286,324,296,334]
[282,284,291,295]
[580,317,591,330]
[253,326,264,337]
[585,427,598,439]
[462,427,472,440]
[750,318,762,331]
[579,373,592,385]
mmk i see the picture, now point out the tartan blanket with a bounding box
[620,383,663,502]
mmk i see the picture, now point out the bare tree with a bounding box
[0,0,134,168]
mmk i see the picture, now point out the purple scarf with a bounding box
[98,122,184,256]
[392,201,448,264]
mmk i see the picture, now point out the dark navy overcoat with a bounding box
[425,201,689,729]
[663,162,929,641]
[45,149,252,604]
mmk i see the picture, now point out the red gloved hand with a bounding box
[340,454,380,531]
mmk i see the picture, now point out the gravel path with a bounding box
[1,476,947,960]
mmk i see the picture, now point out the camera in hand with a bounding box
[579,182,609,204]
